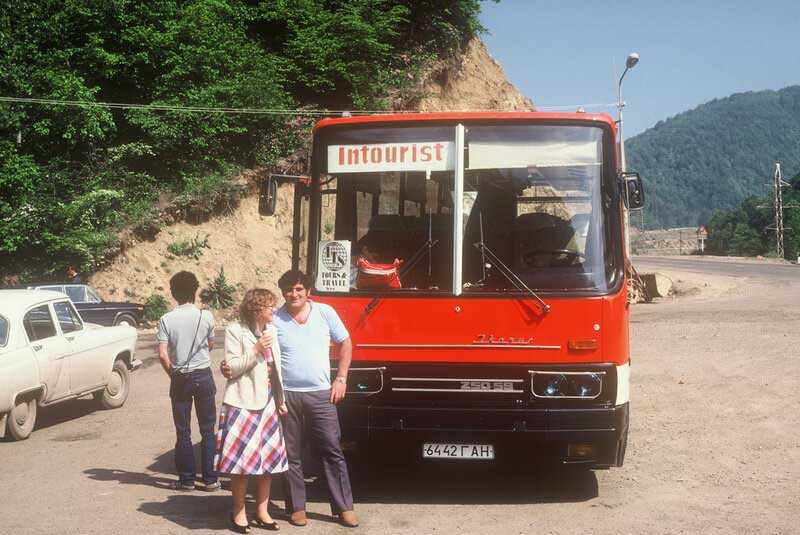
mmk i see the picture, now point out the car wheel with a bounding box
[7,394,38,441]
[115,313,138,328]
[94,359,130,410]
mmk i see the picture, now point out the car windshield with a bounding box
[0,315,8,346]
[86,287,102,303]
[65,286,87,303]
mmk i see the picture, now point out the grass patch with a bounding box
[167,234,210,260]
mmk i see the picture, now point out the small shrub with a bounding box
[174,171,248,223]
[200,267,236,309]
[167,234,209,260]
[133,217,162,241]
[144,294,170,322]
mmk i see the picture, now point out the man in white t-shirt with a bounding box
[273,270,357,528]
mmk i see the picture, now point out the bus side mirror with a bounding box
[620,172,645,210]
[259,176,278,216]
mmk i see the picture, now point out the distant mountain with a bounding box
[626,86,800,229]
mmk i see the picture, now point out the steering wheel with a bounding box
[523,249,585,267]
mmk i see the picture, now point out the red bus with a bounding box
[276,112,643,467]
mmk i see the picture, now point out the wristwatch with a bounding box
[334,376,347,385]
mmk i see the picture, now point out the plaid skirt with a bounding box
[214,386,288,475]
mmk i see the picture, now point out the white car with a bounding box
[0,290,141,440]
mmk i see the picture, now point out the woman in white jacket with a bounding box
[214,289,288,533]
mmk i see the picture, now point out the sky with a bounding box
[479,0,800,136]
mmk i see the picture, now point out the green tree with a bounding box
[0,0,491,280]
[729,223,764,256]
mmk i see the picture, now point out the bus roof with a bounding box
[313,111,617,134]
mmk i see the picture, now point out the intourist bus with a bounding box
[270,112,644,467]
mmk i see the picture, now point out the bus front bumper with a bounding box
[339,402,629,467]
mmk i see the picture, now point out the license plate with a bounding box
[422,443,495,460]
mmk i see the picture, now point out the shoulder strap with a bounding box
[175,309,204,374]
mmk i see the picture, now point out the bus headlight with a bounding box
[570,373,602,398]
[345,367,385,394]
[531,371,604,399]
[532,373,567,397]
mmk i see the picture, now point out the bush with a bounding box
[173,170,249,223]
[144,294,170,322]
[167,234,210,259]
[200,267,236,309]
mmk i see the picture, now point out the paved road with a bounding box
[632,254,800,281]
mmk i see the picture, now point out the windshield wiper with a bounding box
[400,212,438,278]
[471,209,549,313]
[360,214,438,324]
[471,241,550,314]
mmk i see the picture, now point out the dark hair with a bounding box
[239,289,276,330]
[170,271,199,303]
[277,270,310,292]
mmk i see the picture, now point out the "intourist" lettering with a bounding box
[338,142,446,167]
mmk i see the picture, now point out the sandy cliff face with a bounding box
[89,38,534,315]
[414,38,534,112]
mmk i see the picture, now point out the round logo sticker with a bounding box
[321,241,347,272]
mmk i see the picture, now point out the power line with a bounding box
[0,95,619,115]
[0,96,364,115]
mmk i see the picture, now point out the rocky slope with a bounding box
[414,38,535,112]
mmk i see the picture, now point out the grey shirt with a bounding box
[156,303,215,373]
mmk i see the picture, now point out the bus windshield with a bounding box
[313,122,618,294]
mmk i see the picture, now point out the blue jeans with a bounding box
[169,367,218,485]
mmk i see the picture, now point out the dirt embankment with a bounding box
[90,189,295,307]
[413,38,535,112]
[89,38,535,312]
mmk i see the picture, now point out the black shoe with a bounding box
[229,513,251,534]
[171,481,195,491]
[252,516,280,531]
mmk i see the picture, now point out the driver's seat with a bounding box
[513,212,577,269]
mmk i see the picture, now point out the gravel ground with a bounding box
[1,270,798,535]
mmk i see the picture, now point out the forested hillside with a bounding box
[626,86,800,229]
[0,0,492,281]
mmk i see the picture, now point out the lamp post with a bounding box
[617,52,639,173]
[617,52,640,255]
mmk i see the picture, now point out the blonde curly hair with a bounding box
[239,288,277,330]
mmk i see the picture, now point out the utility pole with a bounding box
[765,163,800,258]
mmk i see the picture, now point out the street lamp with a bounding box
[617,52,640,172]
[617,52,640,255]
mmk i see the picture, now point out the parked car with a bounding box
[0,290,141,441]
[28,284,144,327]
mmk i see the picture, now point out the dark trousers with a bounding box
[282,389,354,514]
[169,367,218,485]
